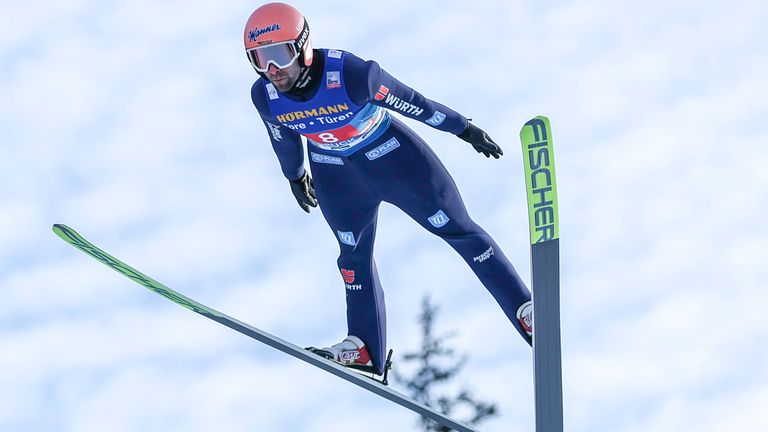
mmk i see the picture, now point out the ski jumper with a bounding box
[251,49,531,374]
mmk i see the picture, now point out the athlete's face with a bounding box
[266,62,302,92]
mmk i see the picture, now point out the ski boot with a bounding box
[517,300,533,338]
[307,336,394,385]
[307,336,374,372]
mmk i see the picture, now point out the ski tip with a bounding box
[519,115,549,139]
[525,114,550,125]
[52,224,69,234]
[52,224,75,241]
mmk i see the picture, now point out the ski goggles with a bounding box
[247,41,301,72]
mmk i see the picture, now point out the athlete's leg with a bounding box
[354,119,532,344]
[309,154,389,373]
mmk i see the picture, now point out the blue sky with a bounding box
[2,1,767,431]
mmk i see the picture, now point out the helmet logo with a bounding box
[296,25,309,48]
[248,24,282,42]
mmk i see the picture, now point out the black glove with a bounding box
[289,171,318,213]
[458,121,503,159]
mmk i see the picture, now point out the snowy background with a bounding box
[2,0,767,431]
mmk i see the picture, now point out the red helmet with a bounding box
[244,3,313,72]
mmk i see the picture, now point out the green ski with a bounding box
[519,116,563,431]
[52,224,479,432]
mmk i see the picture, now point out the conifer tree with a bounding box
[395,295,498,431]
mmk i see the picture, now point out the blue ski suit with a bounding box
[252,49,531,374]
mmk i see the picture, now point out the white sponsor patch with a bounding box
[311,152,344,165]
[337,231,356,246]
[266,122,282,141]
[473,246,495,263]
[428,210,450,228]
[426,111,447,126]
[365,137,400,160]
[266,83,279,100]
[340,350,360,361]
[383,93,424,116]
[328,49,343,59]
[326,71,341,89]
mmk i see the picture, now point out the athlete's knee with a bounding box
[334,229,360,250]
[337,252,368,269]
[422,208,483,237]
[336,244,374,275]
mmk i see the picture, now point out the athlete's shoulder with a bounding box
[251,78,264,98]
[335,51,383,104]
[250,77,275,117]
[315,48,378,76]
[338,50,378,71]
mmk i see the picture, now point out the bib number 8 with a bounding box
[317,132,339,143]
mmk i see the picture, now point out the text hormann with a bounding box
[276,103,350,123]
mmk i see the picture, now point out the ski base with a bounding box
[52,224,477,432]
[519,116,564,432]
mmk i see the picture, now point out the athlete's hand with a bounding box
[458,122,503,159]
[289,171,318,213]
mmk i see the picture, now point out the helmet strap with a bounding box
[292,65,312,91]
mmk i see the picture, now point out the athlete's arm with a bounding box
[342,53,468,134]
[342,53,503,158]
[251,81,307,180]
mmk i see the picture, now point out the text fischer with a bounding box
[527,139,556,242]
